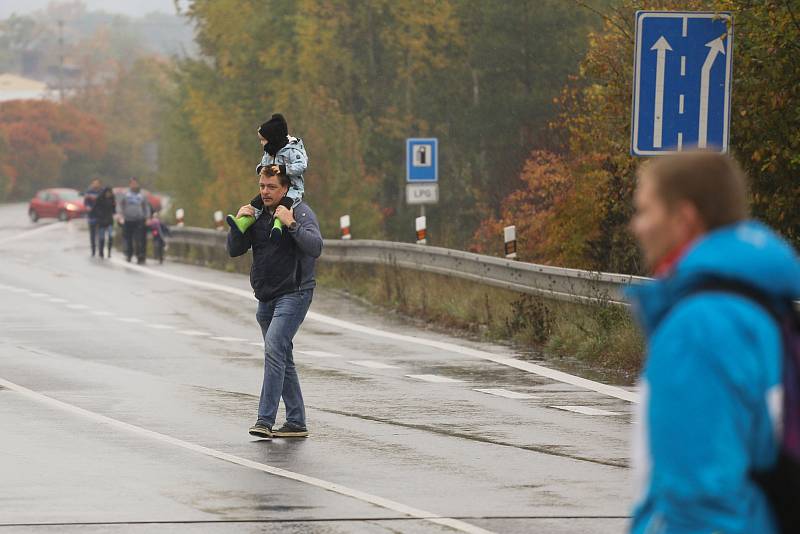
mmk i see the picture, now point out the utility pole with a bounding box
[58,19,64,103]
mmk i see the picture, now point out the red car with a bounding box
[28,188,88,222]
[112,187,163,214]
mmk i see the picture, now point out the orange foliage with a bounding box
[0,100,106,199]
[471,151,612,269]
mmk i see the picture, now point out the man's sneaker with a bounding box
[248,421,273,439]
[273,423,309,438]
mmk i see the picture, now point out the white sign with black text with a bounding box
[406,183,439,205]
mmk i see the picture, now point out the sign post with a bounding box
[631,11,733,156]
[406,137,438,239]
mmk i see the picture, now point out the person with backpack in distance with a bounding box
[627,151,800,534]
[119,177,152,264]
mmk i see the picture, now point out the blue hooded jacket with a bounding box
[627,221,800,534]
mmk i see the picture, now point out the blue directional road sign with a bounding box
[406,138,438,182]
[631,12,733,156]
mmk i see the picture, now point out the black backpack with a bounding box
[690,278,800,533]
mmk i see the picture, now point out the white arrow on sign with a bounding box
[698,37,725,148]
[650,36,672,148]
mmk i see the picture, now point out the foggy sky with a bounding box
[0,0,187,19]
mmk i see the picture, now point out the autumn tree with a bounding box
[0,100,106,199]
[474,0,800,274]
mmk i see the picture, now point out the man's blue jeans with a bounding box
[256,289,313,428]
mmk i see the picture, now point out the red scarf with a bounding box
[653,240,694,278]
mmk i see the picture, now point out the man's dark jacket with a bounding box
[227,201,323,302]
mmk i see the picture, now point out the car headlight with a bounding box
[65,203,78,211]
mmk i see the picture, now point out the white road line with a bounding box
[406,374,463,384]
[474,388,538,400]
[49,298,68,303]
[176,330,212,337]
[109,259,640,403]
[29,293,50,298]
[0,376,493,534]
[146,324,175,330]
[0,222,66,246]
[680,56,686,76]
[250,342,264,347]
[349,360,400,370]
[682,16,688,37]
[116,318,145,323]
[209,336,248,342]
[677,132,683,151]
[91,311,115,317]
[65,304,90,310]
[296,350,341,358]
[678,94,684,114]
[552,406,622,416]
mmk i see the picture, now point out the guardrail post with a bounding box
[504,225,517,260]
[213,210,224,231]
[415,216,427,245]
[175,208,185,227]
[340,215,351,240]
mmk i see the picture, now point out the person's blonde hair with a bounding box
[638,151,749,230]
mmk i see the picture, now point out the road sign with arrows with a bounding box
[631,11,733,156]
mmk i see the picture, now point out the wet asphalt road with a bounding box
[0,203,633,533]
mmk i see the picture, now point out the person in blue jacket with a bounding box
[626,151,799,534]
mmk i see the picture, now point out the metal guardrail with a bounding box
[169,227,649,305]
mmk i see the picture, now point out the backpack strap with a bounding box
[687,277,783,323]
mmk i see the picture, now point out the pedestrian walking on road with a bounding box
[83,178,103,256]
[119,177,151,264]
[227,165,323,440]
[94,186,116,259]
[627,151,800,534]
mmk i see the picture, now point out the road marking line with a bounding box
[49,298,68,303]
[552,406,622,416]
[209,336,248,342]
[678,94,684,114]
[682,16,688,37]
[0,376,493,534]
[349,360,400,370]
[29,292,50,298]
[146,324,175,330]
[296,350,341,358]
[109,259,640,403]
[474,388,538,400]
[0,222,65,246]
[249,342,264,347]
[91,311,114,317]
[680,56,686,76]
[116,318,144,323]
[65,304,90,310]
[176,330,212,337]
[406,374,463,384]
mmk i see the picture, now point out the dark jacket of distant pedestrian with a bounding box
[93,187,116,227]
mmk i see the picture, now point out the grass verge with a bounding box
[317,262,644,376]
